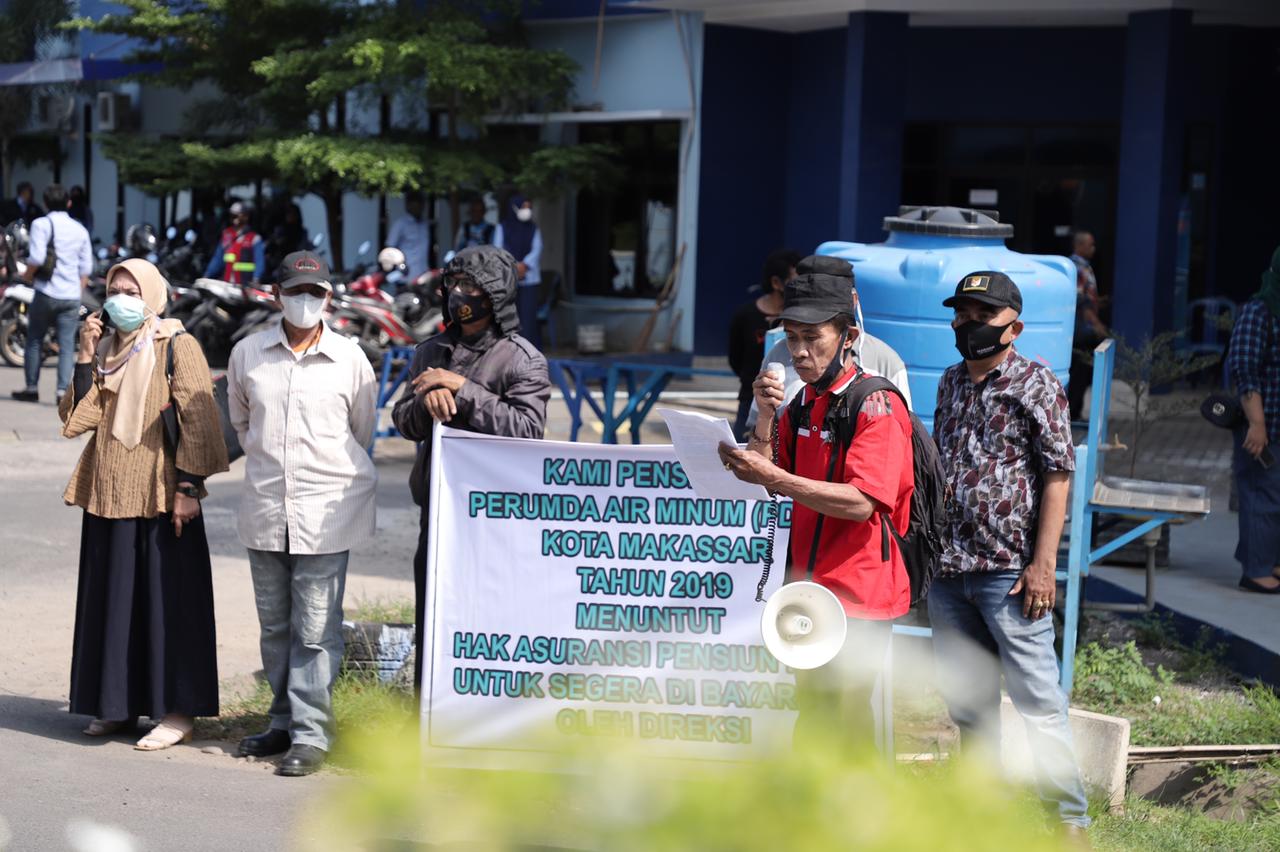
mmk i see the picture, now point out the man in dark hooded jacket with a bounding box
[393,245,552,690]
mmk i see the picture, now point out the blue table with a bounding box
[547,357,736,444]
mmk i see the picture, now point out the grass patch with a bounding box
[345,597,415,625]
[197,673,415,768]
[1091,797,1280,851]
[1071,640,1280,746]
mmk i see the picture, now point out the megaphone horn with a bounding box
[760,581,848,670]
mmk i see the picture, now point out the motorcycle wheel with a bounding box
[0,317,27,368]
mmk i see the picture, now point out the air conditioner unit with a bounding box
[96,92,134,131]
[35,94,77,132]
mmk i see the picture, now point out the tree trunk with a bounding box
[447,95,460,239]
[325,188,344,272]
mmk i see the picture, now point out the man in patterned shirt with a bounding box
[928,271,1090,833]
[1226,246,1280,594]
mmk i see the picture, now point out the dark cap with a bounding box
[779,255,855,325]
[942,270,1022,313]
[278,251,332,292]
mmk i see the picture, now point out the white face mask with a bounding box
[281,292,327,329]
[515,207,533,223]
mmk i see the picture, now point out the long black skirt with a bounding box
[68,511,219,719]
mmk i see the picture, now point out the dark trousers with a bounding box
[413,509,429,694]
[25,289,80,394]
[516,283,541,350]
[1068,331,1102,421]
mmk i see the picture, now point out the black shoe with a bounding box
[238,728,291,757]
[10,389,38,403]
[1239,577,1280,595]
[275,744,326,777]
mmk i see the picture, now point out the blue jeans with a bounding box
[927,571,1091,828]
[25,289,80,394]
[1232,426,1280,580]
[247,548,349,751]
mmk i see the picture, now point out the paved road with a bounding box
[0,360,416,851]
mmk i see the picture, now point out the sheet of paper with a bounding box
[657,408,770,502]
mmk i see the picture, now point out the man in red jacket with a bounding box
[720,256,914,753]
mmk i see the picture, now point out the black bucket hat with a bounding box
[779,255,855,325]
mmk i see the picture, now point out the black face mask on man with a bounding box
[954,319,1015,361]
[811,328,851,393]
[446,289,493,326]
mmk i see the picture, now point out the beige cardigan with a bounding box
[58,333,230,519]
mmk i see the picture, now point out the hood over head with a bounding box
[443,244,521,337]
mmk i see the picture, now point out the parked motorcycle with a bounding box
[183,277,279,366]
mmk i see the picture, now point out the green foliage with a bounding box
[305,730,1068,851]
[1133,612,1179,649]
[1071,641,1280,746]
[1073,641,1173,711]
[1091,797,1280,851]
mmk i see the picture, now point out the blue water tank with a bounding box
[817,206,1077,431]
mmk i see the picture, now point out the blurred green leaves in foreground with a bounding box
[302,726,1073,852]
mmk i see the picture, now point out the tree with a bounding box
[0,0,73,197]
[69,0,617,269]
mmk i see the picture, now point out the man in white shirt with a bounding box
[387,190,432,282]
[227,250,378,777]
[11,184,93,404]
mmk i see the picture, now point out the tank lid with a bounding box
[883,205,1014,238]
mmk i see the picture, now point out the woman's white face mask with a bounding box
[280,292,327,329]
[515,207,533,223]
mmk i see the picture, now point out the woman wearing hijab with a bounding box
[494,193,543,349]
[59,258,230,749]
[1227,246,1280,594]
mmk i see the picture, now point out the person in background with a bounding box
[227,251,379,776]
[495,193,543,349]
[929,271,1090,835]
[720,256,915,755]
[728,249,799,439]
[1069,230,1107,420]
[11,184,94,404]
[388,190,432,282]
[266,202,307,284]
[204,201,264,286]
[68,185,94,234]
[744,262,912,435]
[59,258,229,750]
[454,197,495,252]
[393,245,551,693]
[1226,246,1280,594]
[1,181,43,228]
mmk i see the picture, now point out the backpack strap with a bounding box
[165,330,187,385]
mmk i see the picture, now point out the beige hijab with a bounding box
[97,259,185,449]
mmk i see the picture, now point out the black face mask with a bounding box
[447,290,492,326]
[954,319,1014,361]
[811,328,851,393]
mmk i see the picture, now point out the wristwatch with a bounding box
[175,483,201,499]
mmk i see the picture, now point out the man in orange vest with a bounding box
[204,201,265,285]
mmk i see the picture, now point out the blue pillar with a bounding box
[837,12,908,244]
[1112,10,1189,344]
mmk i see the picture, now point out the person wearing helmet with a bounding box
[392,245,551,693]
[376,246,408,295]
[126,223,158,259]
[203,201,264,286]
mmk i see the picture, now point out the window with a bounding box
[573,121,680,298]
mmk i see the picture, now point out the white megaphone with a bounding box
[760,581,848,670]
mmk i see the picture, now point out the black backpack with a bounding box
[783,373,946,604]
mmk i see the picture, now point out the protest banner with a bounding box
[422,426,795,766]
